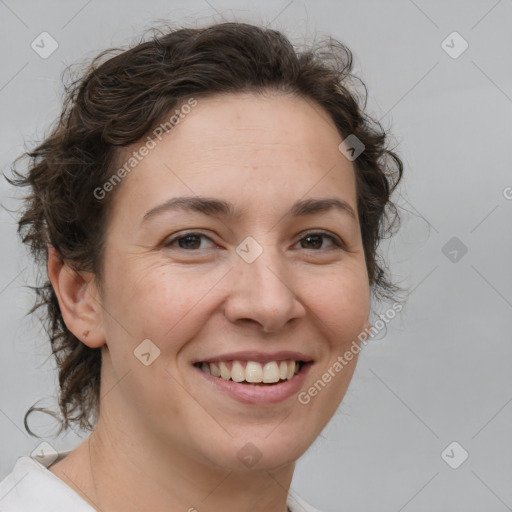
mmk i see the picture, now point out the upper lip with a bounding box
[192,350,314,365]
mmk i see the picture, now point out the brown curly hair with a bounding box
[7,21,403,436]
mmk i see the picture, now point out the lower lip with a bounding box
[195,363,312,405]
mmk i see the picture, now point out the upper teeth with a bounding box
[200,360,299,383]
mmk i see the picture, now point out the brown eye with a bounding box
[165,233,215,250]
[297,233,339,250]
[178,235,202,249]
[301,235,323,249]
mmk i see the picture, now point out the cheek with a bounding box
[101,259,227,350]
[305,267,370,340]
[299,273,369,427]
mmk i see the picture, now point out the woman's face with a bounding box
[96,92,370,470]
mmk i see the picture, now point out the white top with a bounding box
[0,455,322,512]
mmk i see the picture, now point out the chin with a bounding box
[199,426,317,473]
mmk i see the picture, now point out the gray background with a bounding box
[1,1,511,511]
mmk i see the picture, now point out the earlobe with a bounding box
[47,246,105,348]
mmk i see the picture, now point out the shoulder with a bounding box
[0,455,95,512]
[1,455,323,512]
[287,489,325,512]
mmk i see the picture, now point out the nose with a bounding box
[223,246,306,333]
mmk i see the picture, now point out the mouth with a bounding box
[192,357,313,405]
[193,359,308,385]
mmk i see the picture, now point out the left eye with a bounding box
[294,233,340,250]
[165,233,215,250]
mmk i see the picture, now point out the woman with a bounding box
[1,22,402,512]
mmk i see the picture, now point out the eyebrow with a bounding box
[141,196,357,225]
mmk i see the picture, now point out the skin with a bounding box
[48,92,371,512]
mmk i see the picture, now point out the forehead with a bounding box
[159,92,346,167]
[109,92,356,220]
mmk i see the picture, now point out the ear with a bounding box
[47,246,105,348]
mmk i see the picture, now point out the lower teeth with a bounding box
[243,380,285,386]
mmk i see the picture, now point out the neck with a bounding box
[87,420,294,512]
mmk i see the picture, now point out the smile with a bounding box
[195,360,304,384]
[193,359,313,405]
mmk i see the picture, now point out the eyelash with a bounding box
[163,230,345,251]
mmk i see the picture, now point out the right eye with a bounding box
[163,233,217,250]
